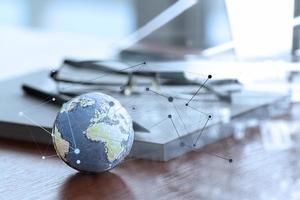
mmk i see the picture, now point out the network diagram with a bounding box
[18,61,233,173]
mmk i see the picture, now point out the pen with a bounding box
[21,84,150,132]
[22,84,70,105]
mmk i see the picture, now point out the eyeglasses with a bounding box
[49,59,238,102]
[49,59,161,96]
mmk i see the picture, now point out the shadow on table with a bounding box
[59,172,135,200]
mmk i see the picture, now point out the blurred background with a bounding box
[0,0,136,38]
[0,0,230,47]
[0,0,298,58]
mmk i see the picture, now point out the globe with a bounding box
[52,92,134,173]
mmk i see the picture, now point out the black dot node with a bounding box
[109,101,115,107]
[208,75,212,79]
[132,107,136,110]
[168,114,172,118]
[208,115,212,119]
[185,103,189,106]
[228,159,233,163]
[146,87,150,91]
[193,144,196,147]
[168,97,174,102]
[143,62,146,65]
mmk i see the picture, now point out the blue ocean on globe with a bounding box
[52,92,134,173]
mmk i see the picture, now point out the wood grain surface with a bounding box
[1,105,300,200]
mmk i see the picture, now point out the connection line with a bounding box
[42,154,58,159]
[146,88,169,99]
[83,62,146,82]
[22,97,57,114]
[185,104,210,116]
[20,112,52,135]
[60,62,147,91]
[148,117,168,130]
[185,75,211,106]
[145,88,176,104]
[26,126,43,157]
[168,115,185,145]
[173,103,189,135]
[183,144,233,163]
[193,115,211,146]
[66,112,77,148]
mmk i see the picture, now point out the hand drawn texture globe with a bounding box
[52,92,134,173]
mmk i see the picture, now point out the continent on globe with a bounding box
[53,126,70,161]
[52,92,134,173]
[60,96,96,114]
[85,122,126,162]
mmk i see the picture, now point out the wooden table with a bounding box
[1,104,300,200]
[2,26,300,200]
